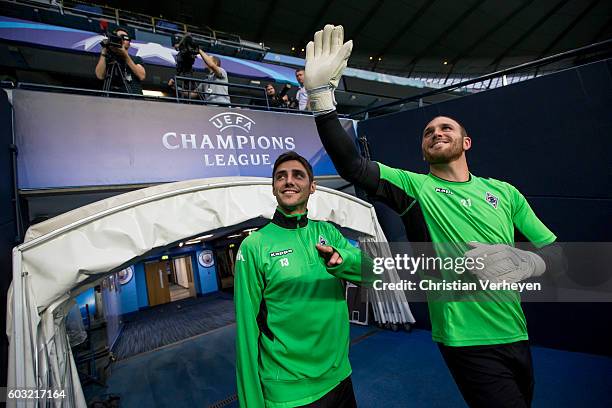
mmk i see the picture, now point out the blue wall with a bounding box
[135,263,148,310]
[118,266,139,315]
[116,244,217,314]
[75,287,96,321]
[359,59,612,243]
[196,245,219,294]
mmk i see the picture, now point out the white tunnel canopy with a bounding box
[20,177,379,311]
[8,177,412,408]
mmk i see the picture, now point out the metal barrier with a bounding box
[2,79,312,115]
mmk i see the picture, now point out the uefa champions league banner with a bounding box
[12,89,355,189]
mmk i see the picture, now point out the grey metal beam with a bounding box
[207,0,222,27]
[537,0,600,59]
[297,0,336,50]
[448,0,534,68]
[591,13,612,43]
[345,0,385,41]
[404,0,486,72]
[256,0,279,42]
[490,0,571,68]
[370,0,436,69]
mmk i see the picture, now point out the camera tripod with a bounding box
[102,54,133,95]
[173,71,200,102]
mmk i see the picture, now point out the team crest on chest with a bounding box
[318,235,328,246]
[485,192,499,209]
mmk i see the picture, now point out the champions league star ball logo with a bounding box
[485,192,499,209]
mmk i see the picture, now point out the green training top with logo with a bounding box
[235,209,370,407]
[376,162,557,346]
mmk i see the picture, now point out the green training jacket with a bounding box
[235,208,369,407]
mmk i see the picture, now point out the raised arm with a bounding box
[198,49,223,78]
[306,25,380,193]
[315,112,379,192]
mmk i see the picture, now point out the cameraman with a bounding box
[256,83,290,108]
[95,27,146,95]
[193,49,230,105]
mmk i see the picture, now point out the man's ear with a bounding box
[310,180,316,194]
[463,136,472,151]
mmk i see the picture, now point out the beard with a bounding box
[423,137,465,164]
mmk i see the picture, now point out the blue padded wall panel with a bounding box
[360,59,612,200]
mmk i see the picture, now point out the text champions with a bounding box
[161,133,296,166]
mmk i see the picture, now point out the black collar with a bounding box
[272,208,308,229]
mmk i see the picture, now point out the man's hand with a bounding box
[305,24,353,114]
[316,244,343,267]
[465,242,546,284]
[111,46,128,60]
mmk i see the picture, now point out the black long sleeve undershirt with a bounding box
[534,242,567,277]
[315,111,380,193]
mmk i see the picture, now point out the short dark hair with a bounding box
[272,151,314,182]
[295,68,304,73]
[212,56,221,67]
[113,27,129,36]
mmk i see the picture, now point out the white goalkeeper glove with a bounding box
[465,242,546,284]
[304,24,353,115]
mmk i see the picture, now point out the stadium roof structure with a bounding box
[104,0,612,76]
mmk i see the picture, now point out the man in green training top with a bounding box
[235,151,371,407]
[303,25,565,408]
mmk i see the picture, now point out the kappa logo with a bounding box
[485,192,499,209]
[209,112,256,133]
[270,249,294,257]
[236,249,245,262]
[318,235,328,246]
[435,187,454,195]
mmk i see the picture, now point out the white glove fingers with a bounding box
[331,25,343,53]
[314,30,323,58]
[322,24,334,55]
[341,40,353,60]
[305,41,315,63]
